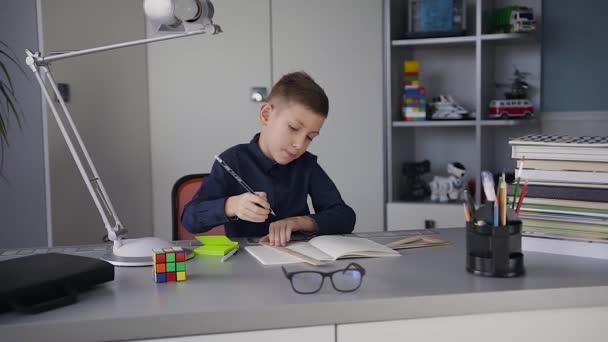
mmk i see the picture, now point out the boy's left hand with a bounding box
[260,216,317,247]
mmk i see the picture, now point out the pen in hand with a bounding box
[214,155,277,216]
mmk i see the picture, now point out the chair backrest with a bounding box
[172,174,225,240]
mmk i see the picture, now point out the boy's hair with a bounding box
[267,71,329,118]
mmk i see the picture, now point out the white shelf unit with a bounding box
[383,0,542,230]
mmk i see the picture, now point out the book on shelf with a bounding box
[522,219,608,235]
[509,134,608,162]
[510,134,608,245]
[510,184,608,203]
[519,168,608,185]
[520,206,608,219]
[523,197,608,210]
[517,159,608,172]
[519,211,608,225]
[525,181,608,189]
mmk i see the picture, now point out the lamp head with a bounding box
[144,0,221,34]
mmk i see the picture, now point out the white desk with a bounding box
[1,229,608,341]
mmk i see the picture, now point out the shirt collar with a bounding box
[248,133,278,172]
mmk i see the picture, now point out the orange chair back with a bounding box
[172,174,225,240]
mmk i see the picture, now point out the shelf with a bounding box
[481,33,534,42]
[480,119,538,127]
[392,120,476,127]
[392,35,476,47]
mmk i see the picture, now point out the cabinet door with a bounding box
[42,0,153,245]
[271,0,384,232]
[338,307,608,342]
[387,202,463,230]
[147,0,271,240]
[136,325,334,342]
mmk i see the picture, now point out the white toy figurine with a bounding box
[429,162,467,202]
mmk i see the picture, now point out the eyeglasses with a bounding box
[282,263,366,294]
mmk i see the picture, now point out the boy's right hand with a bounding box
[225,192,270,223]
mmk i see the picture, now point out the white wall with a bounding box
[541,112,608,136]
[147,0,271,241]
[42,0,152,245]
[0,0,48,248]
[271,0,384,231]
[148,0,384,238]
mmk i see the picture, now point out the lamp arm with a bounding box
[25,52,126,245]
[22,25,217,247]
[33,27,216,65]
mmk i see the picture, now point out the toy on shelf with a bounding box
[407,0,467,38]
[489,68,534,119]
[493,6,535,33]
[400,160,431,201]
[402,60,427,121]
[429,162,466,202]
[428,95,472,120]
[153,247,187,283]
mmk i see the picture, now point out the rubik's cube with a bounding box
[153,247,187,283]
[402,60,426,121]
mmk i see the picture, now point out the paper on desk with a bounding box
[194,235,239,256]
[385,235,449,250]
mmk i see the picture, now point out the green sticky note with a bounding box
[176,262,186,271]
[193,235,239,256]
[167,262,176,272]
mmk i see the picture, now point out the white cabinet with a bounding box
[387,202,463,230]
[136,325,334,342]
[338,307,608,342]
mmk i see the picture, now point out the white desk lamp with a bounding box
[25,0,221,266]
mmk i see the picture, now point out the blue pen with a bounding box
[214,155,276,216]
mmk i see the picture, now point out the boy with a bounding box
[182,72,356,246]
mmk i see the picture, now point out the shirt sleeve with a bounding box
[307,161,356,235]
[181,160,234,234]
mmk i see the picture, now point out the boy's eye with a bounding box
[288,125,298,131]
[306,136,314,141]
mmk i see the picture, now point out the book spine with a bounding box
[524,185,608,203]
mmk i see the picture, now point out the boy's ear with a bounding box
[259,102,272,125]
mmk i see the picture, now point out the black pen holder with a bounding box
[466,204,525,278]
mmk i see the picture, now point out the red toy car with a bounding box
[488,99,534,119]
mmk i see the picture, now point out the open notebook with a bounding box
[245,235,400,266]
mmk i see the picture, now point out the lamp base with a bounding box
[101,237,190,267]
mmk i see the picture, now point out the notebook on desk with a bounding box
[245,235,400,266]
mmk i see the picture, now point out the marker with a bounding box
[214,155,276,216]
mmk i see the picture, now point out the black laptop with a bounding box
[0,253,114,314]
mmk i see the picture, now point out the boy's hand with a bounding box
[260,216,318,247]
[225,192,270,223]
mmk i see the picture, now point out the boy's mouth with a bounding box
[284,149,297,158]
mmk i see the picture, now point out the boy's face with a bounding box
[259,100,325,165]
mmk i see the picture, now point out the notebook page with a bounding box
[309,236,400,260]
[244,246,302,265]
[285,242,333,261]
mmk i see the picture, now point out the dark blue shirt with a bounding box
[181,134,356,238]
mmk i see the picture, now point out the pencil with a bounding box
[515,181,528,215]
[214,155,276,216]
[500,179,507,226]
[463,203,471,223]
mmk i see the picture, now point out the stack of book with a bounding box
[509,135,608,243]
